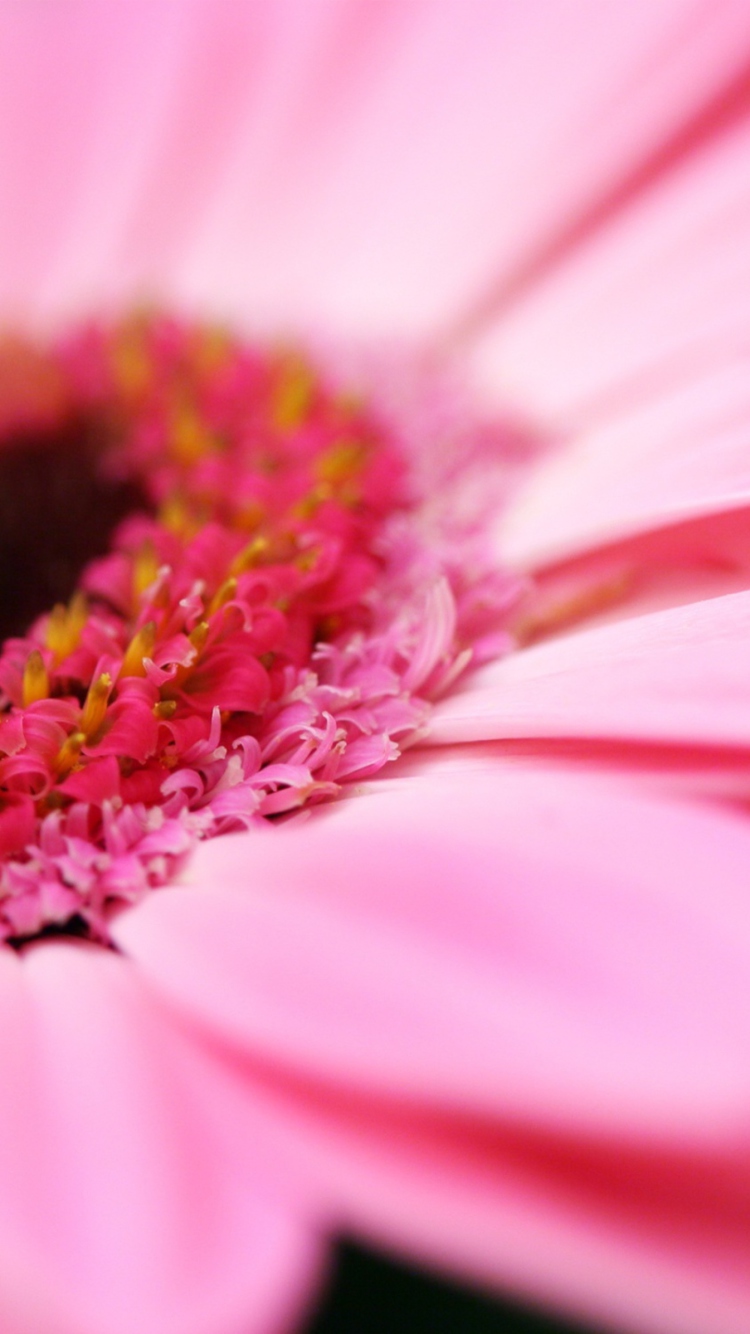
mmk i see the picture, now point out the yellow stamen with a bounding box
[111,328,152,398]
[80,673,112,739]
[45,592,88,664]
[132,541,160,602]
[169,621,209,691]
[229,536,268,575]
[170,403,215,466]
[292,483,332,520]
[154,699,178,720]
[54,731,85,776]
[22,650,49,706]
[158,494,202,540]
[315,439,364,487]
[121,621,157,677]
[272,356,314,431]
[188,620,209,653]
[208,577,237,616]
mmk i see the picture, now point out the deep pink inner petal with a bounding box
[0,315,519,943]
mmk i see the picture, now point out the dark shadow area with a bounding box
[0,417,148,639]
[304,1240,603,1334]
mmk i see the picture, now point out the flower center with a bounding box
[0,417,150,641]
[0,316,516,945]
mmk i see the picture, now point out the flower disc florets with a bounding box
[0,315,518,942]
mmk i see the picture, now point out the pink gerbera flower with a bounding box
[2,4,750,1334]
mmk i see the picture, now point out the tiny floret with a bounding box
[0,316,519,942]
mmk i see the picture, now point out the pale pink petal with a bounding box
[178,0,750,338]
[113,766,750,1332]
[470,108,750,430]
[2,1,749,337]
[404,733,750,808]
[497,354,750,570]
[232,1062,750,1334]
[0,942,320,1334]
[428,589,750,751]
[115,766,750,1142]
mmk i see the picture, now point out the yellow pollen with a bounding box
[168,621,209,692]
[188,620,209,653]
[158,494,202,540]
[296,483,333,519]
[133,542,160,602]
[208,577,237,616]
[80,673,112,739]
[315,440,364,487]
[169,404,215,466]
[111,330,152,399]
[54,731,86,776]
[272,357,314,431]
[121,621,157,677]
[22,650,49,706]
[154,699,178,720]
[45,592,88,664]
[230,536,269,575]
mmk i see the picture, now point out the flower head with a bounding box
[2,6,750,1334]
[0,314,518,943]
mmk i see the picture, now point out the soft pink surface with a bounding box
[114,766,750,1334]
[496,355,750,569]
[427,590,750,750]
[115,766,750,1137]
[0,942,321,1334]
[470,105,750,429]
[0,1,747,340]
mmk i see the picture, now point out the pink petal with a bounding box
[115,765,750,1140]
[471,104,750,429]
[497,354,750,570]
[1,1,748,337]
[179,0,750,339]
[0,941,320,1334]
[428,589,750,751]
[231,1062,750,1334]
[113,765,750,1332]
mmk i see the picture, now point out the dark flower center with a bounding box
[0,417,148,640]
